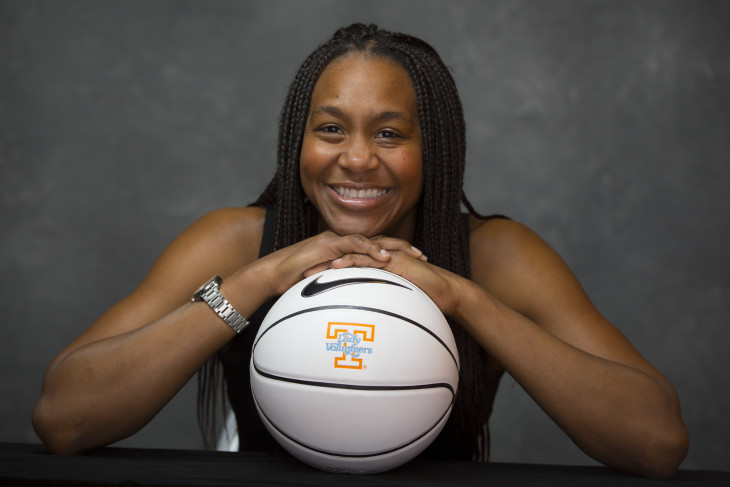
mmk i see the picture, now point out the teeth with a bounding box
[334,187,388,199]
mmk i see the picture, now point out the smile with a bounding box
[332,186,389,199]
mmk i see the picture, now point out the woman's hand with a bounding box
[252,231,387,296]
[254,231,428,296]
[300,234,467,319]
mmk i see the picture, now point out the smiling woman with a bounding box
[300,54,423,240]
[32,23,688,478]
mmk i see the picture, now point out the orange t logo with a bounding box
[325,322,375,369]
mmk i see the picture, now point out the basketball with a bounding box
[249,267,460,474]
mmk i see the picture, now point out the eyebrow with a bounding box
[309,105,414,124]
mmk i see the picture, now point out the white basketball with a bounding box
[250,267,460,474]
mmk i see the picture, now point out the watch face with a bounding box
[194,276,221,300]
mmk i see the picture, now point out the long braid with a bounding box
[389,33,494,460]
[200,23,497,461]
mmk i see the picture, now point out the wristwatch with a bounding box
[191,276,249,334]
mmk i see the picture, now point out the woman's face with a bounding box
[300,53,422,240]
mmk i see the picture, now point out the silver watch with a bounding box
[192,276,249,333]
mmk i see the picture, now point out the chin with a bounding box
[323,216,385,238]
[318,204,415,239]
[329,224,381,238]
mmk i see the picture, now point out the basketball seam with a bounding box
[252,361,456,395]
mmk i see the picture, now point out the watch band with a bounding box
[192,276,249,334]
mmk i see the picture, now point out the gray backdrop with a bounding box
[1,0,728,472]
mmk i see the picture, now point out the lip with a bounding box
[326,184,392,209]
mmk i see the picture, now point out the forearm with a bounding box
[33,262,274,454]
[454,283,688,478]
[33,303,232,454]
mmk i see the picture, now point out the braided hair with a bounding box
[251,23,498,461]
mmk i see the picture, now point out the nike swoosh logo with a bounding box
[301,275,411,297]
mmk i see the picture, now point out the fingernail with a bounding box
[380,249,391,257]
[411,246,423,256]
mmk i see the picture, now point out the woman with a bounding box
[33,23,688,478]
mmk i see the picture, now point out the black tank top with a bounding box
[217,205,504,457]
[217,205,280,452]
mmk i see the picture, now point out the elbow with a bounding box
[632,420,690,479]
[32,395,89,455]
[622,380,690,479]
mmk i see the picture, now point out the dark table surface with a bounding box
[1,442,728,486]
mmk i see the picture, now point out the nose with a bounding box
[338,136,378,172]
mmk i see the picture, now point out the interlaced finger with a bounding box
[370,235,428,261]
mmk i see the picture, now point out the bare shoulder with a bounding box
[468,215,550,275]
[126,205,267,307]
[149,206,266,283]
[468,216,590,324]
[175,206,266,260]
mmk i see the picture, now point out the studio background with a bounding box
[1,0,728,471]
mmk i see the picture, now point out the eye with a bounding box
[319,125,343,135]
[376,129,400,139]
